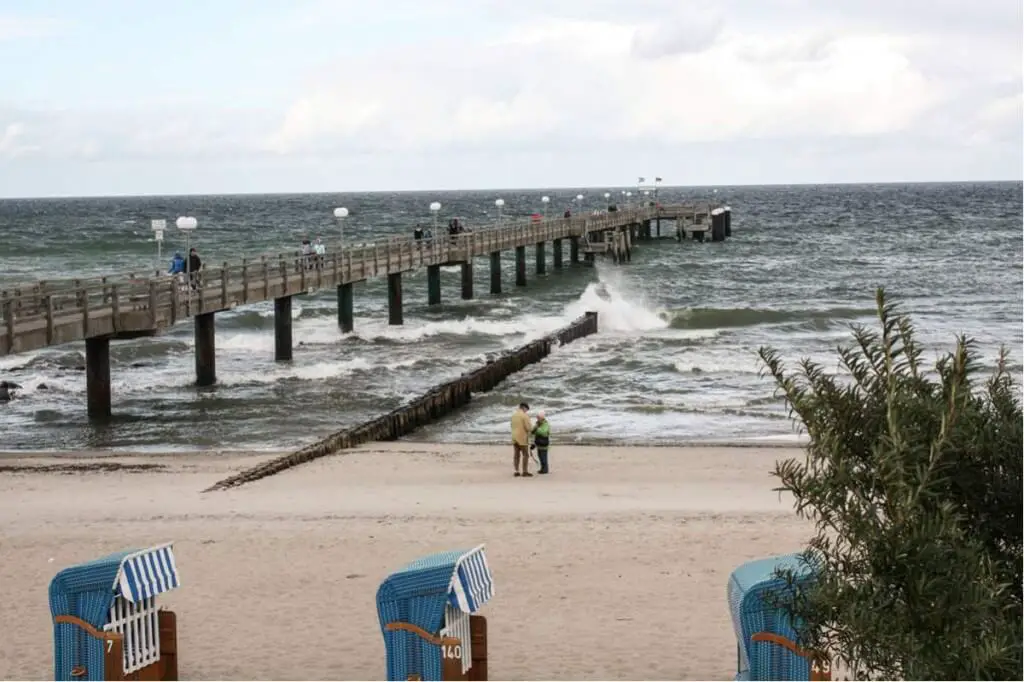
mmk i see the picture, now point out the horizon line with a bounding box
[0,178,1020,202]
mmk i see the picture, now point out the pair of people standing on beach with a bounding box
[511,403,551,477]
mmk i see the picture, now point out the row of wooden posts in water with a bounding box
[204,311,599,491]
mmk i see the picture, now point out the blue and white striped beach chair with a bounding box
[377,544,494,681]
[49,542,182,681]
[727,553,829,681]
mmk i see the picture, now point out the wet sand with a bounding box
[0,443,810,680]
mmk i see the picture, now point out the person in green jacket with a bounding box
[531,411,551,474]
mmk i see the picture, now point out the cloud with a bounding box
[0,14,67,41]
[264,16,945,155]
[0,0,1019,195]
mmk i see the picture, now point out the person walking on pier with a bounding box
[168,252,185,276]
[314,236,326,267]
[511,402,533,478]
[531,411,551,474]
[187,247,202,290]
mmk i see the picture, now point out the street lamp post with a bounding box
[541,195,549,219]
[625,191,632,208]
[151,219,166,270]
[429,201,441,234]
[495,198,505,224]
[333,207,349,249]
[175,216,197,314]
[603,192,611,210]
[575,193,584,213]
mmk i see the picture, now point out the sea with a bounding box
[0,182,1021,453]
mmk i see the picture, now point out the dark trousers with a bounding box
[537,448,549,473]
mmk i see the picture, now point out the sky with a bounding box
[0,0,1021,197]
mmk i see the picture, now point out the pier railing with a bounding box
[1,203,709,354]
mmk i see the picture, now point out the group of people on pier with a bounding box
[167,248,203,289]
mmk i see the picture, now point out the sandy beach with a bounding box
[0,443,810,680]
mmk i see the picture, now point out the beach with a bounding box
[0,443,809,681]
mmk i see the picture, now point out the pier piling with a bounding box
[337,283,353,333]
[515,246,527,286]
[553,238,563,268]
[85,336,111,421]
[427,264,441,305]
[489,251,501,294]
[194,312,216,386]
[536,242,546,275]
[461,261,473,300]
[274,296,293,362]
[387,273,403,325]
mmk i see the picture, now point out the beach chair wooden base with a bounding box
[386,614,489,681]
[750,632,830,681]
[55,610,178,681]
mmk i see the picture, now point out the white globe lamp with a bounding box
[429,201,441,230]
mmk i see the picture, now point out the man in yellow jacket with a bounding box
[510,402,533,477]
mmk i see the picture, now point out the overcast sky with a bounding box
[0,0,1020,197]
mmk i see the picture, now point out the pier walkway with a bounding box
[0,202,732,417]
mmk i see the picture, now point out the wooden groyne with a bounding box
[204,311,599,491]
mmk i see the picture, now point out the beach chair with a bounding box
[49,542,181,681]
[377,544,494,681]
[728,553,830,681]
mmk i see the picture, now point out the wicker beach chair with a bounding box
[727,553,830,681]
[377,544,494,681]
[49,542,181,681]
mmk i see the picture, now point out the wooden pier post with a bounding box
[274,296,293,362]
[535,241,546,275]
[387,273,403,325]
[570,236,580,263]
[724,207,732,237]
[461,261,473,300]
[194,312,216,386]
[553,238,563,268]
[515,246,527,286]
[656,217,661,238]
[85,336,111,421]
[427,264,441,305]
[489,251,501,294]
[337,283,353,333]
[711,209,725,242]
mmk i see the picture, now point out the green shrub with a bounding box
[758,288,1022,680]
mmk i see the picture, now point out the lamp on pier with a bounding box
[575,193,584,212]
[495,198,505,224]
[333,207,349,249]
[603,192,611,209]
[429,201,441,232]
[625,191,632,208]
[175,216,198,314]
[541,195,550,219]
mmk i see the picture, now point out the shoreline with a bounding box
[0,436,807,460]
[1,442,808,680]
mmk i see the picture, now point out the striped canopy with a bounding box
[113,543,180,603]
[447,545,493,614]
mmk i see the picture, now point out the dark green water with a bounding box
[1,182,1021,452]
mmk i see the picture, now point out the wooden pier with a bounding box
[0,202,732,418]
